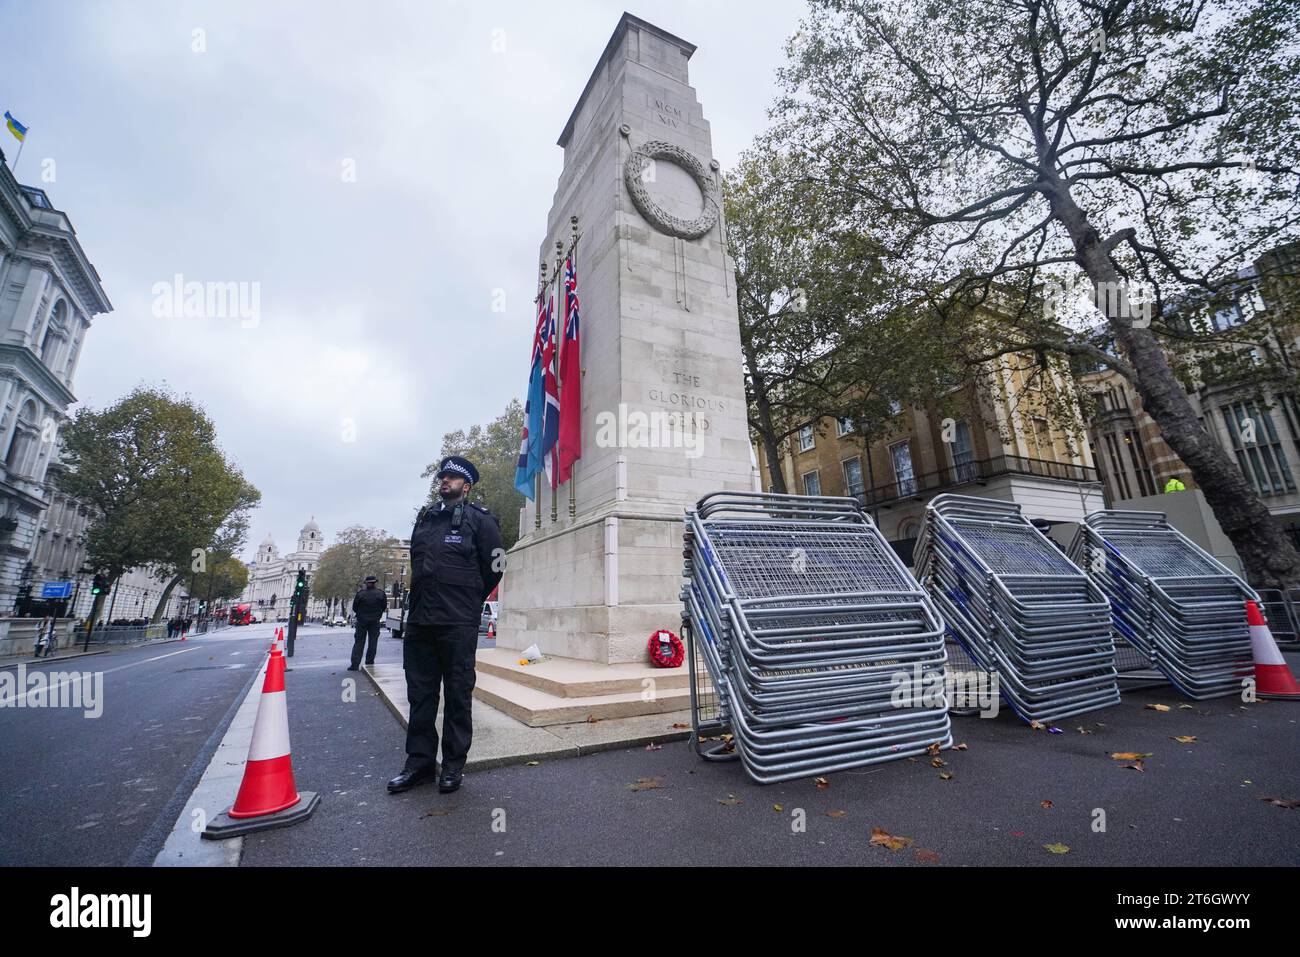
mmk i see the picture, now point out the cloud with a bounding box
[1,0,794,558]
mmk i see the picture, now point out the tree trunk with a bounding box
[1048,180,1300,588]
[151,573,184,622]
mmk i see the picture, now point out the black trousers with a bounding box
[403,622,479,772]
[350,620,381,668]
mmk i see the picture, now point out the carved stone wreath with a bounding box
[623,140,719,240]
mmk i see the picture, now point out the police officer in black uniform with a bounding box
[387,455,503,795]
[347,574,386,671]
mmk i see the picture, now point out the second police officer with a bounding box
[387,455,503,795]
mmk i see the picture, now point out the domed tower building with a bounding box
[239,519,328,620]
[286,517,326,618]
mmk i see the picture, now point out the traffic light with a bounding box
[91,574,105,596]
[294,570,306,594]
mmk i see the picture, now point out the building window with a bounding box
[1124,429,1156,497]
[798,425,815,452]
[842,457,864,497]
[1222,401,1297,495]
[889,399,902,416]
[1211,299,1245,331]
[890,440,916,496]
[1103,432,1132,500]
[836,417,855,436]
[951,421,976,482]
[1032,417,1052,457]
[802,470,821,496]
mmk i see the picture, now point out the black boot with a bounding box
[387,763,439,794]
[437,765,463,793]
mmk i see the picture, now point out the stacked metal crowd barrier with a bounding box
[682,492,952,784]
[1067,510,1256,699]
[914,494,1121,723]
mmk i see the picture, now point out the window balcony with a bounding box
[859,454,1100,508]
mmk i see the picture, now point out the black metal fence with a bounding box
[860,454,1101,508]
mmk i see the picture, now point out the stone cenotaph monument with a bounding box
[486,13,754,722]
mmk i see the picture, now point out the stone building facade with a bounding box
[238,518,329,620]
[0,155,111,612]
[1079,241,1300,549]
[758,351,1104,563]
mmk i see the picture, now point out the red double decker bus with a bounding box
[229,603,253,626]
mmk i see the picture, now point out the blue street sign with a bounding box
[41,581,73,599]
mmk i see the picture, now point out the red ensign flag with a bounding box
[558,256,582,484]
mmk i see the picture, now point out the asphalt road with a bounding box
[242,645,1300,867]
[0,621,338,866]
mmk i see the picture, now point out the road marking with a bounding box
[6,648,196,706]
[141,650,194,664]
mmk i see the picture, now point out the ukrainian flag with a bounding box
[5,111,28,143]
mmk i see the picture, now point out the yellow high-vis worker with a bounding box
[1164,476,1187,493]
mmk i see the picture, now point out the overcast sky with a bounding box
[0,0,798,561]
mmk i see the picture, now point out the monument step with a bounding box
[476,646,689,698]
[473,670,693,727]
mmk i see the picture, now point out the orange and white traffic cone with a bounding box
[487,619,496,640]
[1246,601,1300,700]
[202,646,320,839]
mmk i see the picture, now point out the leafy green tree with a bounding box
[726,147,964,492]
[425,399,525,547]
[191,554,250,606]
[773,0,1300,585]
[313,525,398,614]
[55,386,260,623]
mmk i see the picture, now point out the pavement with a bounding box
[240,643,1300,867]
[365,661,692,770]
[5,619,1296,867]
[0,630,266,866]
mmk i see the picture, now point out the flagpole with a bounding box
[12,137,26,177]
[533,260,547,532]
[569,215,579,519]
[551,240,563,525]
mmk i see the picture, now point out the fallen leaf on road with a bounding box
[1171,735,1197,744]
[1145,703,1171,712]
[869,827,915,851]
[1111,752,1153,761]
[1040,800,1053,809]
[525,761,540,766]
[915,848,940,864]
[1123,760,1145,772]
[671,723,691,729]
[931,757,947,767]
[926,742,942,756]
[826,810,846,818]
[773,804,783,811]
[1030,720,1044,730]
[814,776,829,790]
[645,743,662,751]
[718,795,742,806]
[939,771,953,780]
[628,777,665,791]
[1262,797,1299,809]
[585,715,600,723]
[1043,843,1070,855]
[952,742,968,751]
[1077,727,1093,735]
[1178,704,1194,710]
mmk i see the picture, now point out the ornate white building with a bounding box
[239,518,328,620]
[0,155,111,612]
